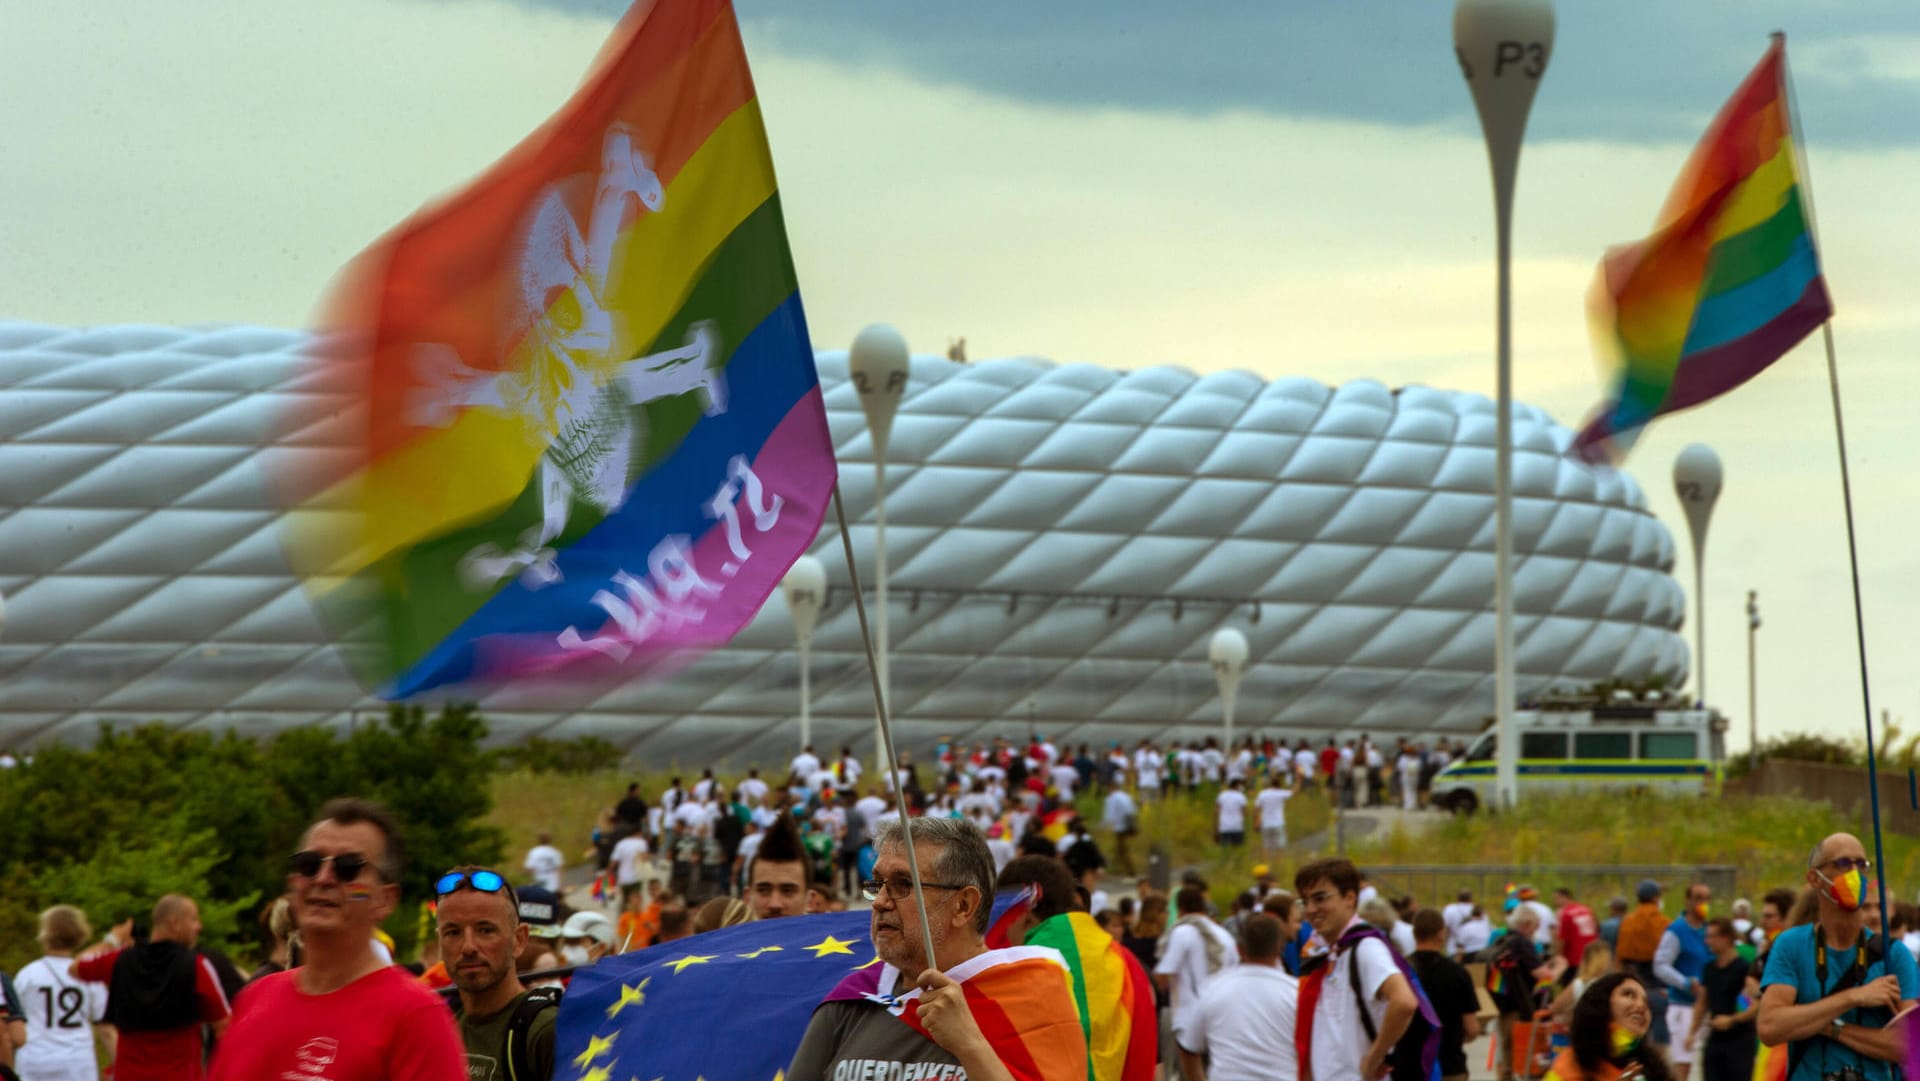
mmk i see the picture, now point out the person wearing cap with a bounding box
[560,911,617,966]
[439,866,559,1081]
[1617,879,1675,1048]
[511,886,565,979]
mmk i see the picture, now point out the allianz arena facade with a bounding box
[0,321,1688,764]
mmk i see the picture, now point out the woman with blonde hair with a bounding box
[1554,940,1617,1025]
[13,904,113,1080]
[692,895,753,935]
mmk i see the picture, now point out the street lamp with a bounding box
[1673,444,1724,706]
[1210,628,1249,753]
[781,555,827,752]
[1455,0,1554,812]
[848,324,910,775]
[1747,590,1762,770]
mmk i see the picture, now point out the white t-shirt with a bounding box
[1155,918,1241,1042]
[1200,747,1225,782]
[522,843,564,892]
[1294,748,1316,776]
[738,777,770,805]
[610,835,650,885]
[1255,787,1294,830]
[1136,754,1163,790]
[986,837,1016,873]
[1453,916,1493,956]
[692,777,715,801]
[839,757,864,786]
[1216,790,1249,833]
[791,752,821,779]
[812,805,847,839]
[735,831,763,868]
[1397,752,1422,775]
[1441,901,1474,935]
[1050,764,1079,800]
[1180,963,1300,1081]
[855,795,889,828]
[1226,749,1252,781]
[13,954,108,1077]
[1391,921,1417,958]
[1312,931,1399,1081]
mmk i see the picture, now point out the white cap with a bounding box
[562,910,615,946]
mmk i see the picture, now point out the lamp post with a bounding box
[1455,0,1554,812]
[1210,628,1249,753]
[849,324,909,776]
[1747,590,1761,770]
[781,555,827,752]
[1673,444,1724,706]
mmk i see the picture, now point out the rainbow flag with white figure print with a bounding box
[282,0,834,695]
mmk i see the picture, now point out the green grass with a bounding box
[486,766,629,878]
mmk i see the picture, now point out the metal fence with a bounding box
[1357,863,1739,907]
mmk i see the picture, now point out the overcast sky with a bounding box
[5,1,1918,751]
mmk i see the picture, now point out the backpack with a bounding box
[1348,937,1443,1081]
[1485,932,1536,1015]
[452,984,561,1081]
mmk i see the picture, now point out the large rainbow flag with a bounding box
[284,0,835,695]
[1024,911,1158,1081]
[1572,37,1832,462]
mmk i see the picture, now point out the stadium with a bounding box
[0,321,1687,763]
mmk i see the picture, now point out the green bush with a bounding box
[0,703,504,970]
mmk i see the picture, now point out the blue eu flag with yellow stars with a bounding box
[555,909,876,1081]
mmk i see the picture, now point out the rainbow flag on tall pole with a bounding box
[1572,35,1832,462]
[285,0,835,695]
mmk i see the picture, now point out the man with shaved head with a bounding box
[1757,832,1920,1081]
[72,894,230,1081]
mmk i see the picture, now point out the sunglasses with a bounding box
[1826,857,1872,874]
[436,869,509,897]
[289,850,380,882]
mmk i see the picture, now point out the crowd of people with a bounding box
[1,739,1913,1081]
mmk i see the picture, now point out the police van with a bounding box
[1429,695,1724,813]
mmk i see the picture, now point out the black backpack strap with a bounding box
[506,986,563,1081]
[1353,947,1379,1044]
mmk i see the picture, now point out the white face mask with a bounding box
[560,944,592,966]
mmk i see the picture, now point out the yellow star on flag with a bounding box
[806,934,857,958]
[578,1065,613,1081]
[854,954,882,970]
[605,977,650,1019]
[737,945,785,959]
[571,1031,617,1069]
[666,952,717,973]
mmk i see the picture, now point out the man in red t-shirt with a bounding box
[73,894,230,1081]
[1553,886,1600,967]
[208,798,465,1081]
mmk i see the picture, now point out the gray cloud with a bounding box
[507,1,1920,147]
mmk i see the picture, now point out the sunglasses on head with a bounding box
[289,850,379,881]
[435,869,509,897]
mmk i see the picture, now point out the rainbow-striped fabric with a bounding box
[286,0,834,695]
[1573,37,1832,462]
[1024,912,1158,1081]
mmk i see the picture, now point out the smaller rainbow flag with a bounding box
[1573,36,1832,462]
[829,946,1090,1081]
[1026,911,1158,1081]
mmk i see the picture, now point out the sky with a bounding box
[4,0,1918,752]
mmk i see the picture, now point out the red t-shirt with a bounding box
[1558,902,1600,966]
[74,947,231,1081]
[208,966,466,1081]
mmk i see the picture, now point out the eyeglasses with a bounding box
[1826,857,1872,874]
[861,876,969,903]
[1302,890,1340,906]
[289,850,380,882]
[435,869,509,897]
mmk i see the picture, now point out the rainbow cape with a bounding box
[1573,37,1832,462]
[1024,911,1158,1081]
[284,0,834,694]
[826,946,1090,1081]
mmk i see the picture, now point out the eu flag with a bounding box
[554,910,875,1081]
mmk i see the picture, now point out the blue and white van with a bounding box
[1430,705,1722,813]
